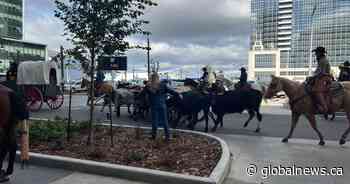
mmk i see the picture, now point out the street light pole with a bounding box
[308,4,318,76]
[60,46,65,92]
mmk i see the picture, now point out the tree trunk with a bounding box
[87,48,96,146]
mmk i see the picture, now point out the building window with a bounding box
[255,54,276,68]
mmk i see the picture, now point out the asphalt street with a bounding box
[31,94,350,142]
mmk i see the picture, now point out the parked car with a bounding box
[0,73,6,82]
[65,80,86,93]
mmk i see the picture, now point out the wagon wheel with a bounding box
[24,86,43,112]
[46,91,64,110]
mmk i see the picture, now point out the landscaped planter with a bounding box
[22,120,231,184]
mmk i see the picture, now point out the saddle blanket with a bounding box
[330,82,344,97]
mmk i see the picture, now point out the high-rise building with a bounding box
[248,0,350,81]
[0,0,23,39]
[0,0,46,73]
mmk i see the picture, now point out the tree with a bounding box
[54,0,157,145]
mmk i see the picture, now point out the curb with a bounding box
[19,123,232,184]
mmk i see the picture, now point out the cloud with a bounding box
[24,0,250,75]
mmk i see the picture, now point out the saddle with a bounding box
[235,83,251,91]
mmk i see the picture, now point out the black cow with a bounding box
[210,88,263,132]
[167,90,211,132]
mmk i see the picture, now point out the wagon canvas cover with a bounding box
[17,61,61,85]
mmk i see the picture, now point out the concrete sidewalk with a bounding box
[218,134,350,184]
[5,164,150,184]
[5,133,350,184]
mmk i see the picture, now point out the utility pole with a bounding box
[147,34,151,79]
[60,46,65,92]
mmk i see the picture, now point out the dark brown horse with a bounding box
[0,84,28,182]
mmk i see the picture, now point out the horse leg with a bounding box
[128,105,132,114]
[339,112,350,145]
[211,114,223,132]
[204,109,209,133]
[116,105,121,117]
[6,140,17,175]
[101,102,106,112]
[282,112,300,143]
[243,110,255,128]
[255,108,263,133]
[330,113,336,121]
[305,114,325,146]
[0,144,7,172]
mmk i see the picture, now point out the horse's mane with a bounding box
[276,76,302,87]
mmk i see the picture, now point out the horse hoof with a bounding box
[282,138,288,143]
[243,124,248,128]
[339,139,346,145]
[319,140,325,146]
[255,128,261,133]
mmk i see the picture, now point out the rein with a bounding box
[288,84,310,107]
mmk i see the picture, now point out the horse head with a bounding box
[265,75,283,99]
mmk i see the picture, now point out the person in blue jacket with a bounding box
[146,73,180,141]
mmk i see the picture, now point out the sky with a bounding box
[24,0,250,78]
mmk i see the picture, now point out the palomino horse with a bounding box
[265,75,350,145]
[0,84,28,182]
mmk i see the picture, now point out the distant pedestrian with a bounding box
[146,72,180,141]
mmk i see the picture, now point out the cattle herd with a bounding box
[102,79,264,133]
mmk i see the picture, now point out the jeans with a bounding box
[151,106,170,139]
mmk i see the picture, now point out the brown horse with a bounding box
[0,84,29,182]
[265,75,350,145]
[81,78,113,106]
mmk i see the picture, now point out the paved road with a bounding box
[32,94,349,142]
[220,134,350,184]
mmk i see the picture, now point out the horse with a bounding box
[81,78,113,106]
[265,75,350,145]
[0,84,28,182]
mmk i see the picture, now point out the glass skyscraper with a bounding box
[0,0,46,73]
[0,0,23,39]
[291,0,350,68]
[249,0,350,81]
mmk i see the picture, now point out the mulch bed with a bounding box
[30,126,222,177]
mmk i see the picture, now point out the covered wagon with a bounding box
[17,61,64,112]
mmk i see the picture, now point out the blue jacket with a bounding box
[146,83,179,108]
[96,71,105,83]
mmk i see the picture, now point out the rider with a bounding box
[215,70,226,94]
[6,62,18,81]
[236,67,248,89]
[339,61,350,81]
[199,67,209,92]
[308,46,332,114]
[95,69,105,96]
[200,67,209,82]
